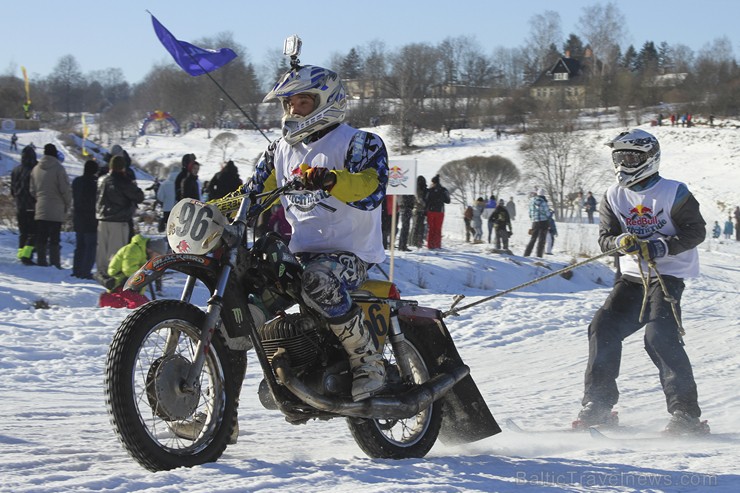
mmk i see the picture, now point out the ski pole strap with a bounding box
[443,245,623,318]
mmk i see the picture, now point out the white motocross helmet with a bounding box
[605,129,661,188]
[263,65,347,145]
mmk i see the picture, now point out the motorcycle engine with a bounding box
[258,313,322,371]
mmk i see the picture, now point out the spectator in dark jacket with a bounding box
[30,144,72,268]
[424,175,451,249]
[11,145,38,264]
[95,155,144,275]
[585,191,598,224]
[180,160,201,201]
[175,153,196,201]
[492,200,513,251]
[72,160,99,279]
[410,175,427,248]
[206,160,242,201]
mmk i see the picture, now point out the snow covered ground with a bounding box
[0,122,739,492]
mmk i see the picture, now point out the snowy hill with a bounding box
[1,123,739,492]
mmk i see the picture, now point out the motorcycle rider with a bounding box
[246,63,389,402]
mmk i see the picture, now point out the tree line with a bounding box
[0,3,738,150]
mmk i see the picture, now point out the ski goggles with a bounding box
[611,150,648,169]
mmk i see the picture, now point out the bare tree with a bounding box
[438,155,520,208]
[670,44,695,73]
[577,2,626,77]
[685,37,739,115]
[361,40,388,97]
[100,100,136,140]
[209,132,239,162]
[47,54,84,121]
[88,68,130,108]
[435,36,496,127]
[519,107,605,218]
[0,75,25,117]
[385,43,440,148]
[491,46,528,92]
[523,11,563,80]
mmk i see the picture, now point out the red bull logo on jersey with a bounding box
[621,203,667,238]
[629,204,653,216]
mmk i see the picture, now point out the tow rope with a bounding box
[442,246,623,318]
[442,242,686,343]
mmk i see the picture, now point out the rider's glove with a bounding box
[616,234,668,261]
[615,233,640,254]
[302,166,337,192]
[636,238,668,261]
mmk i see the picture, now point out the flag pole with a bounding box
[147,10,271,143]
[197,68,271,143]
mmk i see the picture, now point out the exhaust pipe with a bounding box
[271,348,469,419]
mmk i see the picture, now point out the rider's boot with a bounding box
[328,304,385,401]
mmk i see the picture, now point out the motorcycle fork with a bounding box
[160,275,199,355]
[181,264,232,393]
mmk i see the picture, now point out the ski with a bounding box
[589,426,737,443]
[506,418,737,443]
[504,418,633,435]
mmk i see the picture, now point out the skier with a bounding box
[576,129,707,434]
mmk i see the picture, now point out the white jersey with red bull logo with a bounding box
[604,177,701,278]
[271,124,386,264]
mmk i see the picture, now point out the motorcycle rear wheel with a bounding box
[105,300,238,471]
[346,326,443,458]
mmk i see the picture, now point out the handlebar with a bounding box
[245,178,304,220]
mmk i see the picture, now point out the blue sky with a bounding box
[5,0,739,84]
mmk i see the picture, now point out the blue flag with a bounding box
[151,14,237,76]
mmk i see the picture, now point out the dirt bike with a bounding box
[104,180,501,471]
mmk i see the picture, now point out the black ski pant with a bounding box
[523,220,548,257]
[582,275,701,417]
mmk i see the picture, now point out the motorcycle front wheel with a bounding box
[346,325,443,458]
[105,300,239,471]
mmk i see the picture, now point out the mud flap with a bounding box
[399,305,501,445]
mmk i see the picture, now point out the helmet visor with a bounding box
[612,150,647,169]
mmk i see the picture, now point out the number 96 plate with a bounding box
[167,199,228,255]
